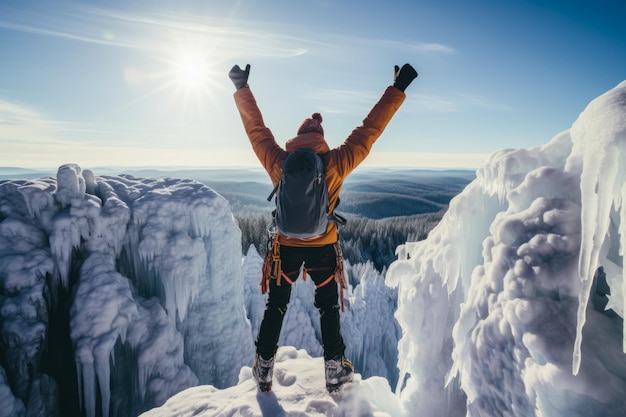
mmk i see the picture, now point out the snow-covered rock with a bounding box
[388,81,626,417]
[0,168,253,417]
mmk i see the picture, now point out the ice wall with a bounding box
[242,245,267,339]
[341,261,401,387]
[0,177,58,416]
[0,366,25,417]
[388,81,626,417]
[0,165,254,417]
[566,80,626,372]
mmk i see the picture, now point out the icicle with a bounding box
[81,361,96,417]
[95,350,111,417]
[75,362,83,412]
[571,80,626,374]
[138,360,148,401]
[573,151,618,375]
[396,244,407,261]
[619,184,626,353]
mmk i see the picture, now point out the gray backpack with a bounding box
[267,149,345,238]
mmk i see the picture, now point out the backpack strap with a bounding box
[327,197,346,225]
[328,212,347,226]
[267,182,279,202]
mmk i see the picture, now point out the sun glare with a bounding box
[158,41,221,111]
[174,52,210,89]
[125,37,223,113]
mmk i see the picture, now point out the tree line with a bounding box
[235,211,444,273]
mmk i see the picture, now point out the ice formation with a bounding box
[0,166,253,417]
[567,81,626,372]
[341,261,401,387]
[388,81,626,416]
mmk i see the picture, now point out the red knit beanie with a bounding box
[297,113,324,135]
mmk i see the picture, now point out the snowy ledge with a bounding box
[141,347,403,417]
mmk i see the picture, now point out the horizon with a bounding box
[0,150,491,171]
[0,163,479,176]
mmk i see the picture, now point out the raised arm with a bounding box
[329,64,418,177]
[229,64,287,183]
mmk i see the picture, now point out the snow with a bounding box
[1,81,626,417]
[340,261,401,387]
[0,168,252,416]
[568,81,626,372]
[0,366,25,417]
[141,347,404,417]
[389,81,626,417]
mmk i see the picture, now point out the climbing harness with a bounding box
[260,236,348,312]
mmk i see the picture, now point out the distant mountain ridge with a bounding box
[1,167,475,219]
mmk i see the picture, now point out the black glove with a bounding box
[393,64,418,92]
[229,64,250,90]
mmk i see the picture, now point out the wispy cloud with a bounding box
[303,89,381,114]
[0,6,138,48]
[0,98,90,167]
[0,98,221,168]
[456,93,510,111]
[0,98,146,148]
[0,3,453,61]
[0,3,310,58]
[403,92,509,113]
[304,89,504,115]
[407,93,462,112]
[351,38,455,54]
[0,99,74,146]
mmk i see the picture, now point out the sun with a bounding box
[160,42,221,110]
[173,51,211,89]
[123,38,222,113]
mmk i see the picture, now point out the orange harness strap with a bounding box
[280,270,294,286]
[315,273,335,289]
[308,269,345,312]
[260,239,348,312]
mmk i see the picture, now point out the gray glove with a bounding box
[229,64,250,90]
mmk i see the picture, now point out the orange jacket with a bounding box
[233,86,406,246]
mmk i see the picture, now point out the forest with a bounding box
[236,211,444,273]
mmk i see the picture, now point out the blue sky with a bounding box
[0,0,624,169]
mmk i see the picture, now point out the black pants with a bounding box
[256,244,346,361]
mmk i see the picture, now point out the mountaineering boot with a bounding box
[325,355,354,393]
[252,354,275,392]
